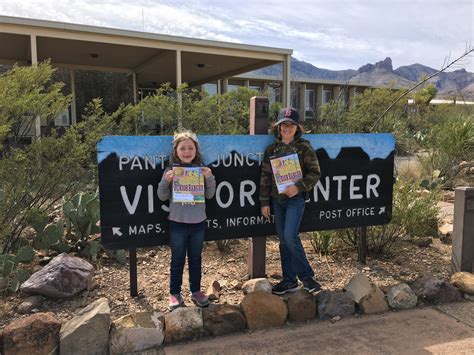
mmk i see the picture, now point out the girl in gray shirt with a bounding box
[158,131,216,311]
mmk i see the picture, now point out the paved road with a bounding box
[163,301,474,354]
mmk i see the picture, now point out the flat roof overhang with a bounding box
[0,15,292,88]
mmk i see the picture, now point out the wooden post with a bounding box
[129,248,138,297]
[452,187,474,272]
[248,96,269,278]
[357,226,368,264]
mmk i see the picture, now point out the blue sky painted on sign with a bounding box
[97,133,395,165]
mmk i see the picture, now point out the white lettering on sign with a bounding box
[216,182,234,208]
[119,174,382,215]
[226,215,274,227]
[120,184,157,215]
[118,154,168,171]
[318,207,376,220]
[211,153,264,168]
[314,176,330,202]
[332,175,348,200]
[367,174,381,198]
[313,174,381,202]
[240,180,256,207]
[129,223,162,235]
[350,175,363,199]
[120,185,142,215]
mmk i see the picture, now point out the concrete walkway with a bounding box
[163,301,474,354]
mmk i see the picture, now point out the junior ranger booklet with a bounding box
[270,153,303,193]
[172,165,205,203]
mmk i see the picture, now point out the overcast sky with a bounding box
[1,0,472,72]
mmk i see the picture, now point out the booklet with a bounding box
[270,153,303,193]
[172,166,205,203]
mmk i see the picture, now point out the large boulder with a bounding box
[450,272,474,295]
[110,312,164,354]
[316,290,355,320]
[241,278,272,294]
[164,307,203,344]
[60,298,111,355]
[344,273,389,314]
[285,290,317,322]
[412,275,463,304]
[203,304,246,336]
[386,283,418,309]
[20,253,94,298]
[240,291,287,331]
[2,312,61,355]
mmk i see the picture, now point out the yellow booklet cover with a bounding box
[172,166,205,203]
[270,153,303,193]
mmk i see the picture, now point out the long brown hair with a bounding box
[272,122,303,140]
[169,130,203,165]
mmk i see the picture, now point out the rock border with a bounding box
[1,271,472,353]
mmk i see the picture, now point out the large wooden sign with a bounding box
[98,134,395,249]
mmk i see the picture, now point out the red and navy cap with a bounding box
[275,107,299,126]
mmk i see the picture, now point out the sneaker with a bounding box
[272,280,300,295]
[191,291,210,307]
[301,278,322,292]
[168,293,184,311]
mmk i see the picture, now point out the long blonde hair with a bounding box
[169,130,203,165]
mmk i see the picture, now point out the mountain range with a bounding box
[252,57,474,100]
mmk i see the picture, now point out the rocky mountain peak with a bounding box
[358,57,393,73]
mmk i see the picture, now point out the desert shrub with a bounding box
[0,128,89,254]
[140,84,259,135]
[421,111,474,187]
[317,87,417,154]
[394,179,439,238]
[337,177,439,257]
[309,231,336,256]
[0,61,70,148]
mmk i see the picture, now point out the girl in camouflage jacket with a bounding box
[259,107,322,295]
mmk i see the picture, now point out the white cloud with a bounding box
[0,0,472,71]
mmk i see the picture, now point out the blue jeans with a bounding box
[272,195,314,282]
[169,221,206,295]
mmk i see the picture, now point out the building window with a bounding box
[249,85,261,92]
[290,87,298,109]
[305,89,315,119]
[268,84,281,104]
[227,84,240,92]
[322,90,332,105]
[202,83,217,96]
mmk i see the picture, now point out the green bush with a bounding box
[0,254,30,294]
[338,178,439,257]
[0,61,70,148]
[422,112,474,187]
[309,231,336,256]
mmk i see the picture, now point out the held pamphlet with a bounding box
[172,166,205,203]
[270,153,303,193]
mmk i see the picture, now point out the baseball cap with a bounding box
[275,107,299,126]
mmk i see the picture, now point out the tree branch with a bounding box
[370,48,473,132]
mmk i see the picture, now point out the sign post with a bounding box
[248,96,269,278]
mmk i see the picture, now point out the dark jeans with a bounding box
[169,221,206,295]
[272,195,314,282]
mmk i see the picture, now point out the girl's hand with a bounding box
[202,167,213,178]
[261,206,271,219]
[164,169,174,182]
[284,185,299,198]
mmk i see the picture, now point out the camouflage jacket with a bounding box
[259,137,321,207]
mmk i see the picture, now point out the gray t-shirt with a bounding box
[157,168,216,223]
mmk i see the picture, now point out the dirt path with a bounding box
[163,302,474,354]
